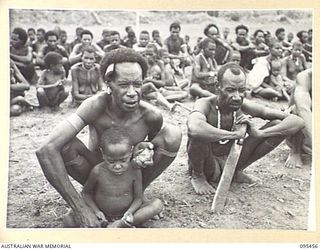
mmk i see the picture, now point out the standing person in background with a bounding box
[123,26,137,48]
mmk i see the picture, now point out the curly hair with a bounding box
[100,126,132,152]
[100,48,148,81]
[43,52,63,68]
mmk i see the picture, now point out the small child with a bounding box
[260,60,293,101]
[63,127,163,228]
[36,52,69,109]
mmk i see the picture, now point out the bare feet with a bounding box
[285,152,303,168]
[233,171,255,184]
[191,175,215,195]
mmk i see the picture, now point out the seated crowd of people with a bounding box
[10,22,312,116]
[10,20,312,228]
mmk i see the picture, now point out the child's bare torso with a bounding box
[94,165,138,217]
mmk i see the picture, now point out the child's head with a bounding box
[287,32,294,42]
[152,30,160,41]
[60,30,68,43]
[81,46,96,69]
[271,60,282,77]
[109,30,121,47]
[100,127,133,175]
[44,52,64,74]
[200,38,216,58]
[230,50,241,65]
[11,27,28,48]
[139,30,150,47]
[291,41,303,58]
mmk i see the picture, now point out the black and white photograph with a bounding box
[7,8,314,232]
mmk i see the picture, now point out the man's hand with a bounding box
[74,205,102,228]
[95,211,108,227]
[132,142,154,168]
[236,114,261,137]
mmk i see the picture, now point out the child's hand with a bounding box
[95,211,108,227]
[122,212,134,224]
[132,142,154,168]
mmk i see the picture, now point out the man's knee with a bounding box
[10,104,22,116]
[159,124,182,152]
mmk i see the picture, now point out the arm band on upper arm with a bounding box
[66,113,85,131]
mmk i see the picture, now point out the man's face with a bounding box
[60,33,67,43]
[203,42,216,58]
[109,62,143,112]
[81,51,96,69]
[103,143,132,176]
[139,33,150,47]
[170,27,180,39]
[28,31,36,42]
[47,35,58,48]
[277,31,285,41]
[207,26,219,40]
[218,69,246,111]
[236,28,248,43]
[81,34,92,46]
[10,33,22,48]
[255,32,264,44]
[110,35,120,47]
[270,42,283,58]
[36,31,45,42]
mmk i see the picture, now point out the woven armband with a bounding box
[66,113,85,131]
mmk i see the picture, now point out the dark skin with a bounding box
[36,62,181,227]
[187,68,305,194]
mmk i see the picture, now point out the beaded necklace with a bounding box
[216,105,236,144]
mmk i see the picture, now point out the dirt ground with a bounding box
[7,10,313,229]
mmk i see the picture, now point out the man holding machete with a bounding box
[187,62,304,195]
